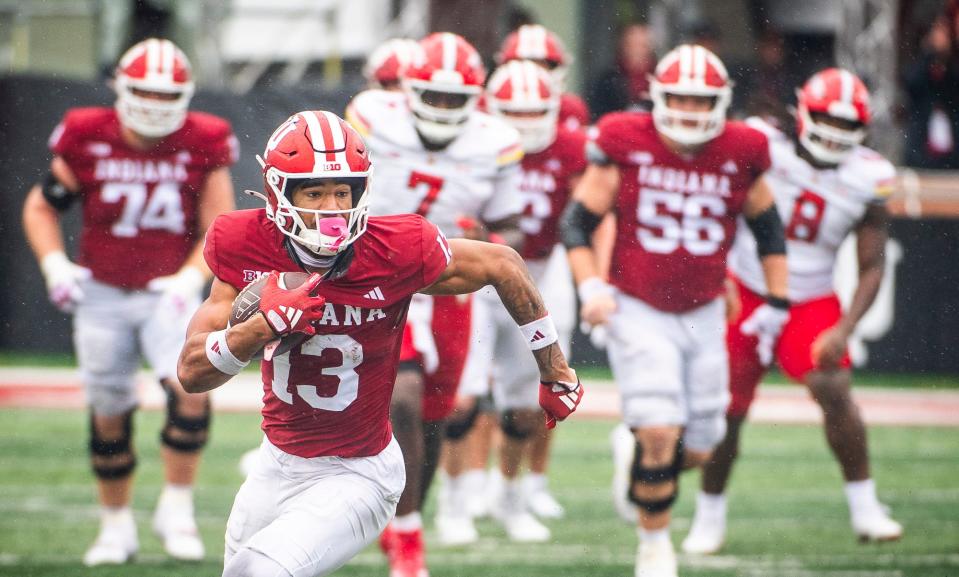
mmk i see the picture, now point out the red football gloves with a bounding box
[258,271,326,337]
[539,378,584,429]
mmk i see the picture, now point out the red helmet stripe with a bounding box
[320,111,350,166]
[300,111,335,164]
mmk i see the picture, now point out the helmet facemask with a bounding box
[797,106,866,165]
[260,159,371,257]
[650,82,731,147]
[404,79,480,145]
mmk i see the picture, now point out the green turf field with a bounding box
[0,409,956,577]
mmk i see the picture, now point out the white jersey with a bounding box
[730,118,896,302]
[346,89,525,238]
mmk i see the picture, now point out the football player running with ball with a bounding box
[22,38,237,566]
[345,32,527,576]
[682,68,903,555]
[176,111,583,577]
[561,44,788,577]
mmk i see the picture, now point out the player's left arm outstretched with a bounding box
[422,238,583,427]
[812,203,888,367]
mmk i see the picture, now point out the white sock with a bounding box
[695,491,727,519]
[461,469,487,494]
[844,478,879,516]
[158,484,194,512]
[524,472,548,493]
[392,512,423,532]
[101,505,135,530]
[638,527,672,545]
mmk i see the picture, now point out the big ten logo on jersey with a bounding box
[519,169,557,235]
[635,163,732,256]
[94,156,189,237]
[835,236,903,366]
[242,270,267,283]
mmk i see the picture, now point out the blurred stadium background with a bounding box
[0,0,957,576]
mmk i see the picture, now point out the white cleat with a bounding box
[611,423,639,524]
[499,511,551,543]
[852,507,903,542]
[635,539,678,577]
[492,479,551,543]
[527,488,566,520]
[682,492,727,555]
[153,506,205,561]
[434,512,479,546]
[681,516,725,555]
[83,511,138,567]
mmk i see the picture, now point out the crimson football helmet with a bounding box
[486,60,559,153]
[363,38,422,90]
[649,44,732,146]
[255,111,372,256]
[796,68,871,165]
[402,32,486,145]
[497,24,571,91]
[114,38,195,138]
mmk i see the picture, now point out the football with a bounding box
[230,271,314,358]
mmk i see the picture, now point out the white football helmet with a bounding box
[402,32,486,145]
[486,60,559,154]
[649,44,732,146]
[114,38,195,138]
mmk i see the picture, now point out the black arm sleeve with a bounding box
[40,171,77,212]
[560,201,604,250]
[745,204,786,257]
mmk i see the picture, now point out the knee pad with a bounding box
[627,437,684,513]
[223,547,292,577]
[160,382,211,453]
[90,410,137,480]
[444,401,480,440]
[499,409,535,440]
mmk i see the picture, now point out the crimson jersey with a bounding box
[519,127,587,260]
[592,112,770,312]
[204,210,450,458]
[49,107,237,289]
[559,93,590,131]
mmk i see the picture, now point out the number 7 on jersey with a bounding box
[408,171,445,216]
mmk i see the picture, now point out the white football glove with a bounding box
[147,266,206,316]
[740,302,790,366]
[577,277,616,349]
[40,251,91,313]
[406,293,439,373]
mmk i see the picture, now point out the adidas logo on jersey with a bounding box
[364,287,385,301]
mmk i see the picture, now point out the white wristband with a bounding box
[205,329,250,376]
[519,314,559,351]
[577,277,614,303]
